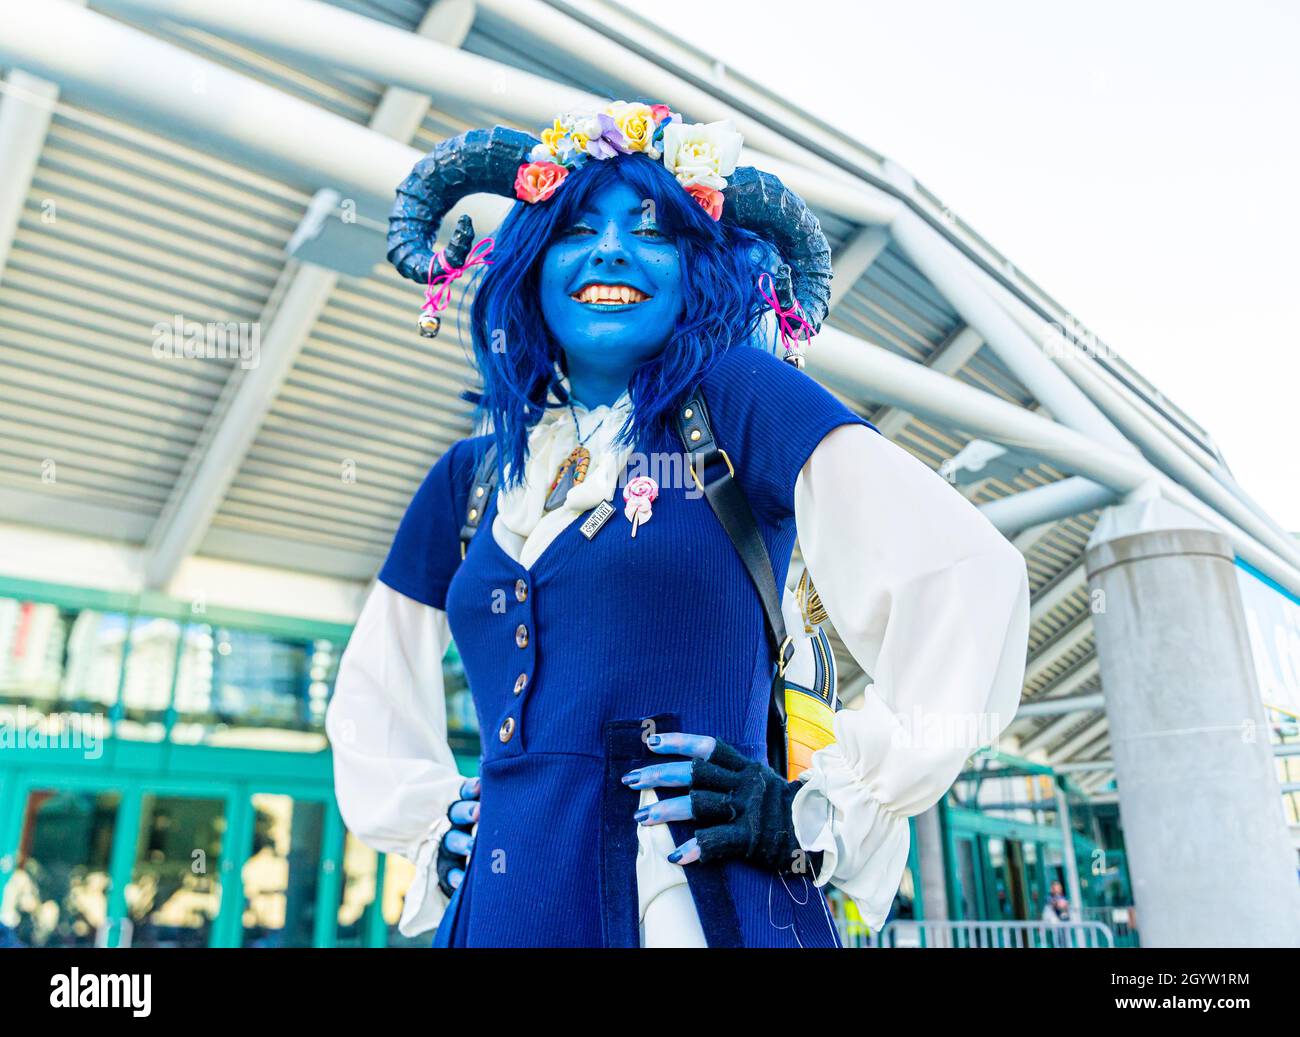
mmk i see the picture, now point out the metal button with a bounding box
[515,623,529,648]
[513,672,528,695]
[514,578,528,603]
[684,407,693,419]
[690,429,701,442]
[498,716,516,743]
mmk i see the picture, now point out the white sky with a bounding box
[648,0,1300,528]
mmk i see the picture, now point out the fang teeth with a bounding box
[573,284,649,304]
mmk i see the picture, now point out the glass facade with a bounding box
[0,584,481,948]
[1,788,119,947]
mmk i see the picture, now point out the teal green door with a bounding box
[0,770,345,948]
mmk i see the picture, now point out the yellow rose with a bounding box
[540,118,568,156]
[607,101,655,154]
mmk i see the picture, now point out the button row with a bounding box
[502,579,531,745]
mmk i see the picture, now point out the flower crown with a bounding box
[513,101,745,221]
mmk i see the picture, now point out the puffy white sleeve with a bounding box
[790,423,1030,929]
[325,581,466,937]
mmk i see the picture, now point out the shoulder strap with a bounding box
[674,386,793,774]
[458,441,499,559]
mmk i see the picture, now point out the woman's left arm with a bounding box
[791,422,1031,929]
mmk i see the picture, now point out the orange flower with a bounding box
[514,161,568,204]
[685,183,724,221]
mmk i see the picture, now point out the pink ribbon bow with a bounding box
[423,237,495,317]
[757,271,814,357]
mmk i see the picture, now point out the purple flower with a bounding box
[586,113,628,160]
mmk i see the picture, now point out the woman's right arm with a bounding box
[325,580,467,936]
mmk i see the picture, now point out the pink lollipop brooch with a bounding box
[622,476,659,538]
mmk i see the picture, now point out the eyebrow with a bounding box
[574,207,658,221]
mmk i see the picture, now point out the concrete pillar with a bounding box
[1085,497,1300,947]
[915,805,949,922]
[1054,786,1083,921]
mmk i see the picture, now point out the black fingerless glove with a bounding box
[688,739,822,876]
[435,800,475,898]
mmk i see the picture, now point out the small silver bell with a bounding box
[417,312,441,338]
[782,348,806,370]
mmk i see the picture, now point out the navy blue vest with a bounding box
[379,345,871,946]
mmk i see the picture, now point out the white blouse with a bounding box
[325,384,1030,944]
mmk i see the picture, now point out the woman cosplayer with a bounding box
[326,103,1030,948]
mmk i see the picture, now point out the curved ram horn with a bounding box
[387,126,539,284]
[722,166,833,335]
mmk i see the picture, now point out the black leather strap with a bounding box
[458,442,499,558]
[675,387,792,775]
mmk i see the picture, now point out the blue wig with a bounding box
[467,154,774,490]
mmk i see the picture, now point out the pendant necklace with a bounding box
[544,398,611,512]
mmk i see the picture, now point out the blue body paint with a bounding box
[539,181,685,407]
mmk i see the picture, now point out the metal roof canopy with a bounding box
[0,0,1295,785]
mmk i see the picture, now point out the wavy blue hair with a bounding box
[467,153,773,489]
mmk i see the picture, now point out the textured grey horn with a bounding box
[388,126,539,284]
[721,167,833,334]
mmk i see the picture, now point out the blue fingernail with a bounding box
[622,770,640,786]
[633,806,650,822]
[647,734,661,746]
[667,850,682,864]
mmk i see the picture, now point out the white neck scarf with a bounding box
[493,381,635,567]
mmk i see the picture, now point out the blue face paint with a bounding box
[539,181,685,407]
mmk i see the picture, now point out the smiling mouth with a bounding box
[571,283,652,306]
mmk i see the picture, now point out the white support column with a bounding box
[1086,497,1300,946]
[986,267,1300,569]
[886,200,1136,456]
[0,0,422,215]
[808,325,1300,598]
[914,806,950,923]
[828,226,890,310]
[0,0,85,284]
[1054,785,1084,921]
[979,477,1116,537]
[91,0,900,227]
[142,0,477,589]
[143,263,339,588]
[11,0,1300,602]
[0,70,57,284]
[869,325,984,440]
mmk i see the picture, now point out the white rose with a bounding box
[574,115,603,140]
[661,119,744,189]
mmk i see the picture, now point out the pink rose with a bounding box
[623,475,658,532]
[514,161,568,203]
[685,183,724,221]
[623,475,659,505]
[650,103,672,123]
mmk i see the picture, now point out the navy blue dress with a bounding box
[379,346,871,946]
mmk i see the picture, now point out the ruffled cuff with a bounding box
[396,815,453,938]
[790,695,913,931]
